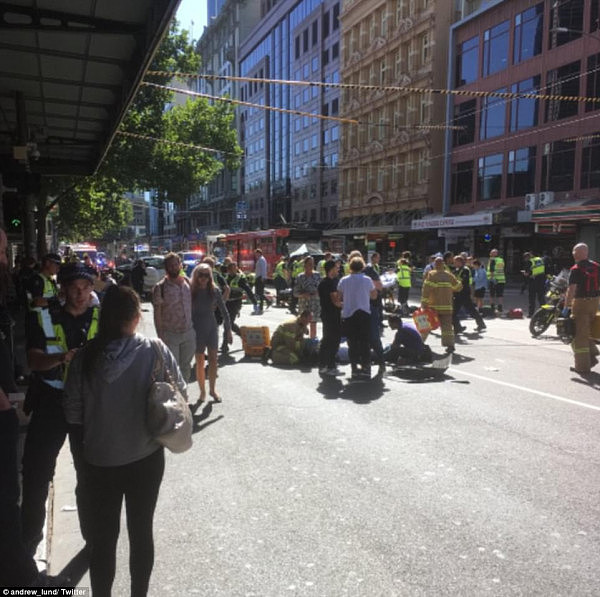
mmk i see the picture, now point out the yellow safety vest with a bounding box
[275,261,287,279]
[39,307,99,389]
[530,257,545,277]
[487,257,506,283]
[396,264,412,288]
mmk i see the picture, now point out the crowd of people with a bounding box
[0,233,598,591]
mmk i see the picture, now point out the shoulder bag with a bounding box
[147,339,193,453]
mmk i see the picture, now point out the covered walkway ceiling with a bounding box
[0,0,180,176]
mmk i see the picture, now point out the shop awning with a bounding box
[531,199,600,222]
[0,0,180,176]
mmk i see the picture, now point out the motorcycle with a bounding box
[529,273,569,338]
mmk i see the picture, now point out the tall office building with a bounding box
[208,0,227,22]
[176,0,260,241]
[338,0,454,257]
[239,0,341,230]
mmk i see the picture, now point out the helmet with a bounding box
[507,308,524,319]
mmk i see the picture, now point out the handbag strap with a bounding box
[150,338,176,387]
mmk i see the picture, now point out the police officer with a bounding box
[523,251,546,317]
[452,255,486,334]
[223,262,255,350]
[27,253,61,335]
[563,242,600,374]
[20,265,98,554]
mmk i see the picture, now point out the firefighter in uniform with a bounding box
[420,256,462,352]
[523,251,546,317]
[268,310,312,366]
[20,265,98,554]
[486,248,506,312]
[563,242,600,374]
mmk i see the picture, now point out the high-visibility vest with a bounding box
[317,259,327,278]
[292,261,304,277]
[396,264,412,288]
[343,262,350,275]
[275,261,287,279]
[28,274,59,336]
[530,257,545,277]
[487,257,506,283]
[39,307,99,389]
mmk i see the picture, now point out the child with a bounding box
[472,259,488,311]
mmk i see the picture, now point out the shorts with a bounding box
[488,281,504,298]
[474,287,486,299]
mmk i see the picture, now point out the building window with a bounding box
[332,3,340,30]
[507,147,536,197]
[323,11,330,39]
[295,36,300,60]
[312,20,318,46]
[541,140,575,191]
[451,161,474,205]
[455,35,478,87]
[303,28,309,53]
[586,53,600,112]
[332,42,339,60]
[478,153,503,201]
[331,98,339,115]
[323,48,329,66]
[581,132,600,188]
[453,99,476,146]
[482,20,509,77]
[548,0,584,49]
[331,179,337,194]
[312,56,319,72]
[510,76,540,131]
[514,3,543,64]
[480,88,506,140]
[545,61,580,122]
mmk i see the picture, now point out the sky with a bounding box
[175,0,207,42]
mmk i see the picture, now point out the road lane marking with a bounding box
[448,368,600,411]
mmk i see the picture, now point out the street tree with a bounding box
[39,21,241,250]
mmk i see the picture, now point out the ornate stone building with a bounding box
[337,0,454,252]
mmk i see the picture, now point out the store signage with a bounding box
[411,213,494,230]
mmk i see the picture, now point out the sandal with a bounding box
[211,392,222,403]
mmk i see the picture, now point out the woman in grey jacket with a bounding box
[64,285,186,597]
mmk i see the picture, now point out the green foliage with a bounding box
[46,20,242,243]
[53,179,133,241]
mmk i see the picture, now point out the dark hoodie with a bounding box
[64,334,186,467]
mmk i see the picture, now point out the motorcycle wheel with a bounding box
[529,308,555,337]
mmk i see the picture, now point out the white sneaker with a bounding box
[325,367,345,377]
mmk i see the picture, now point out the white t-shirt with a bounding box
[338,273,374,318]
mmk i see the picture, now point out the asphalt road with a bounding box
[57,298,600,596]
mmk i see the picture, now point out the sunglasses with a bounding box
[197,272,211,278]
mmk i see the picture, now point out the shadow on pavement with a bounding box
[570,370,600,388]
[57,546,89,587]
[316,376,388,403]
[190,401,225,433]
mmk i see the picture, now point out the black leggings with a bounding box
[86,448,165,597]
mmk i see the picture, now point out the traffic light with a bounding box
[3,195,23,233]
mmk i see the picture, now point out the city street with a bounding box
[49,295,600,596]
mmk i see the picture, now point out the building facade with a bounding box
[337,0,454,258]
[176,0,261,243]
[438,0,600,266]
[239,0,341,231]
